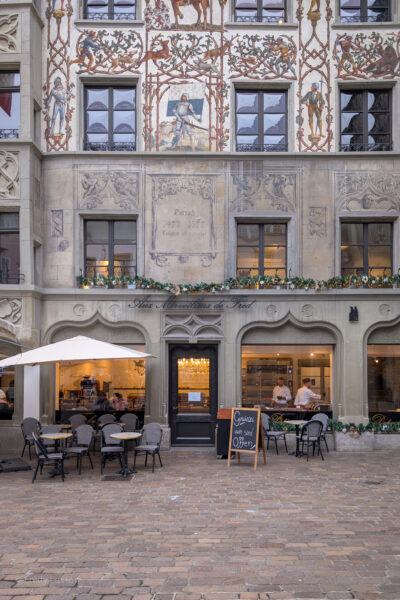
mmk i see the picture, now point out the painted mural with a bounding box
[42,0,400,153]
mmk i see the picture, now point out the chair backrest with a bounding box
[76,424,95,447]
[261,413,271,432]
[97,413,116,426]
[32,432,49,459]
[41,424,61,433]
[69,414,87,431]
[311,413,329,434]
[102,423,123,446]
[21,417,40,437]
[121,413,138,432]
[142,423,163,447]
[302,420,323,439]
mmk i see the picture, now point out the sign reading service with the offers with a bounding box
[227,408,266,470]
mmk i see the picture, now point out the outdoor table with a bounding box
[40,432,73,477]
[110,432,141,478]
[59,424,72,429]
[283,420,308,457]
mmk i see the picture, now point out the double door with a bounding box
[169,344,218,446]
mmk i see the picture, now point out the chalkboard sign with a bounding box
[227,408,266,470]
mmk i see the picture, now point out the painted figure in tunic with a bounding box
[301,82,325,140]
[335,35,359,74]
[70,31,101,72]
[265,37,296,77]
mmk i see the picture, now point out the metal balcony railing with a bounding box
[236,142,288,152]
[85,11,136,20]
[0,129,19,139]
[84,140,136,152]
[340,14,390,23]
[340,142,393,152]
[0,272,25,284]
[234,15,286,23]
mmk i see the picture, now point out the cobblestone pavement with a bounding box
[1,442,400,600]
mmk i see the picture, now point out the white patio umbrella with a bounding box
[0,335,155,368]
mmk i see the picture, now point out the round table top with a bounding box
[40,432,73,440]
[283,420,309,426]
[110,432,141,441]
[59,424,72,429]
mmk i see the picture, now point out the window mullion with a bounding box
[110,0,113,19]
[364,223,369,274]
[257,0,262,22]
[363,90,368,149]
[109,221,114,279]
[109,88,113,148]
[259,91,263,149]
[259,224,263,276]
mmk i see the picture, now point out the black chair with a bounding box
[311,413,329,452]
[21,417,40,459]
[64,424,94,474]
[31,432,65,483]
[298,420,324,461]
[261,413,288,455]
[133,423,163,473]
[100,423,124,474]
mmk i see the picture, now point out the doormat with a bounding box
[0,458,31,472]
[101,474,133,482]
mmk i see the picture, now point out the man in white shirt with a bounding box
[294,378,321,409]
[272,377,292,406]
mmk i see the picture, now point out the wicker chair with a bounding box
[32,432,65,483]
[133,423,163,473]
[297,420,324,461]
[64,424,94,474]
[100,423,124,474]
[310,413,329,452]
[21,417,40,459]
[261,413,288,455]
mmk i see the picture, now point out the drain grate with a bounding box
[101,475,133,482]
[364,480,383,485]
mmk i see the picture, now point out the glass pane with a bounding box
[85,244,109,262]
[114,221,136,243]
[264,114,285,134]
[368,348,400,412]
[369,91,389,111]
[113,88,135,110]
[369,113,389,134]
[114,245,136,276]
[341,91,362,112]
[235,0,257,6]
[341,112,363,134]
[263,135,286,147]
[341,245,364,268]
[235,8,257,19]
[237,246,259,269]
[236,135,259,148]
[87,111,108,133]
[177,357,210,412]
[264,246,286,268]
[86,133,108,144]
[86,88,109,110]
[0,213,19,229]
[238,224,259,245]
[264,267,286,278]
[368,246,391,268]
[0,92,19,130]
[264,92,286,113]
[0,232,19,283]
[236,92,258,113]
[0,72,20,87]
[263,0,285,6]
[368,223,391,244]
[87,5,108,16]
[341,223,363,244]
[86,221,108,243]
[113,111,135,133]
[264,223,286,245]
[237,113,258,134]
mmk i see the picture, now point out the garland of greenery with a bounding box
[273,419,400,434]
[76,273,400,294]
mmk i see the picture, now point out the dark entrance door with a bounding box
[169,344,218,446]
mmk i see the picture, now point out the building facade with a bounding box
[0,0,399,449]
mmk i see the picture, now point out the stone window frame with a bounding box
[236,221,288,279]
[0,69,20,140]
[226,0,296,25]
[83,0,136,21]
[335,214,399,278]
[77,0,144,21]
[338,0,391,24]
[0,211,21,284]
[333,0,399,24]
[77,75,141,152]
[232,0,286,24]
[231,81,294,153]
[76,209,144,284]
[229,215,297,280]
[340,220,393,277]
[336,81,398,153]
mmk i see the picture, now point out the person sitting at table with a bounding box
[111,392,127,411]
[93,391,112,412]
[272,377,292,407]
[294,378,321,410]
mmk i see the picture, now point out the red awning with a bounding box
[0,93,12,117]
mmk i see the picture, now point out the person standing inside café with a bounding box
[272,377,292,406]
[294,377,321,410]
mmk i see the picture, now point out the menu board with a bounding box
[227,408,266,470]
